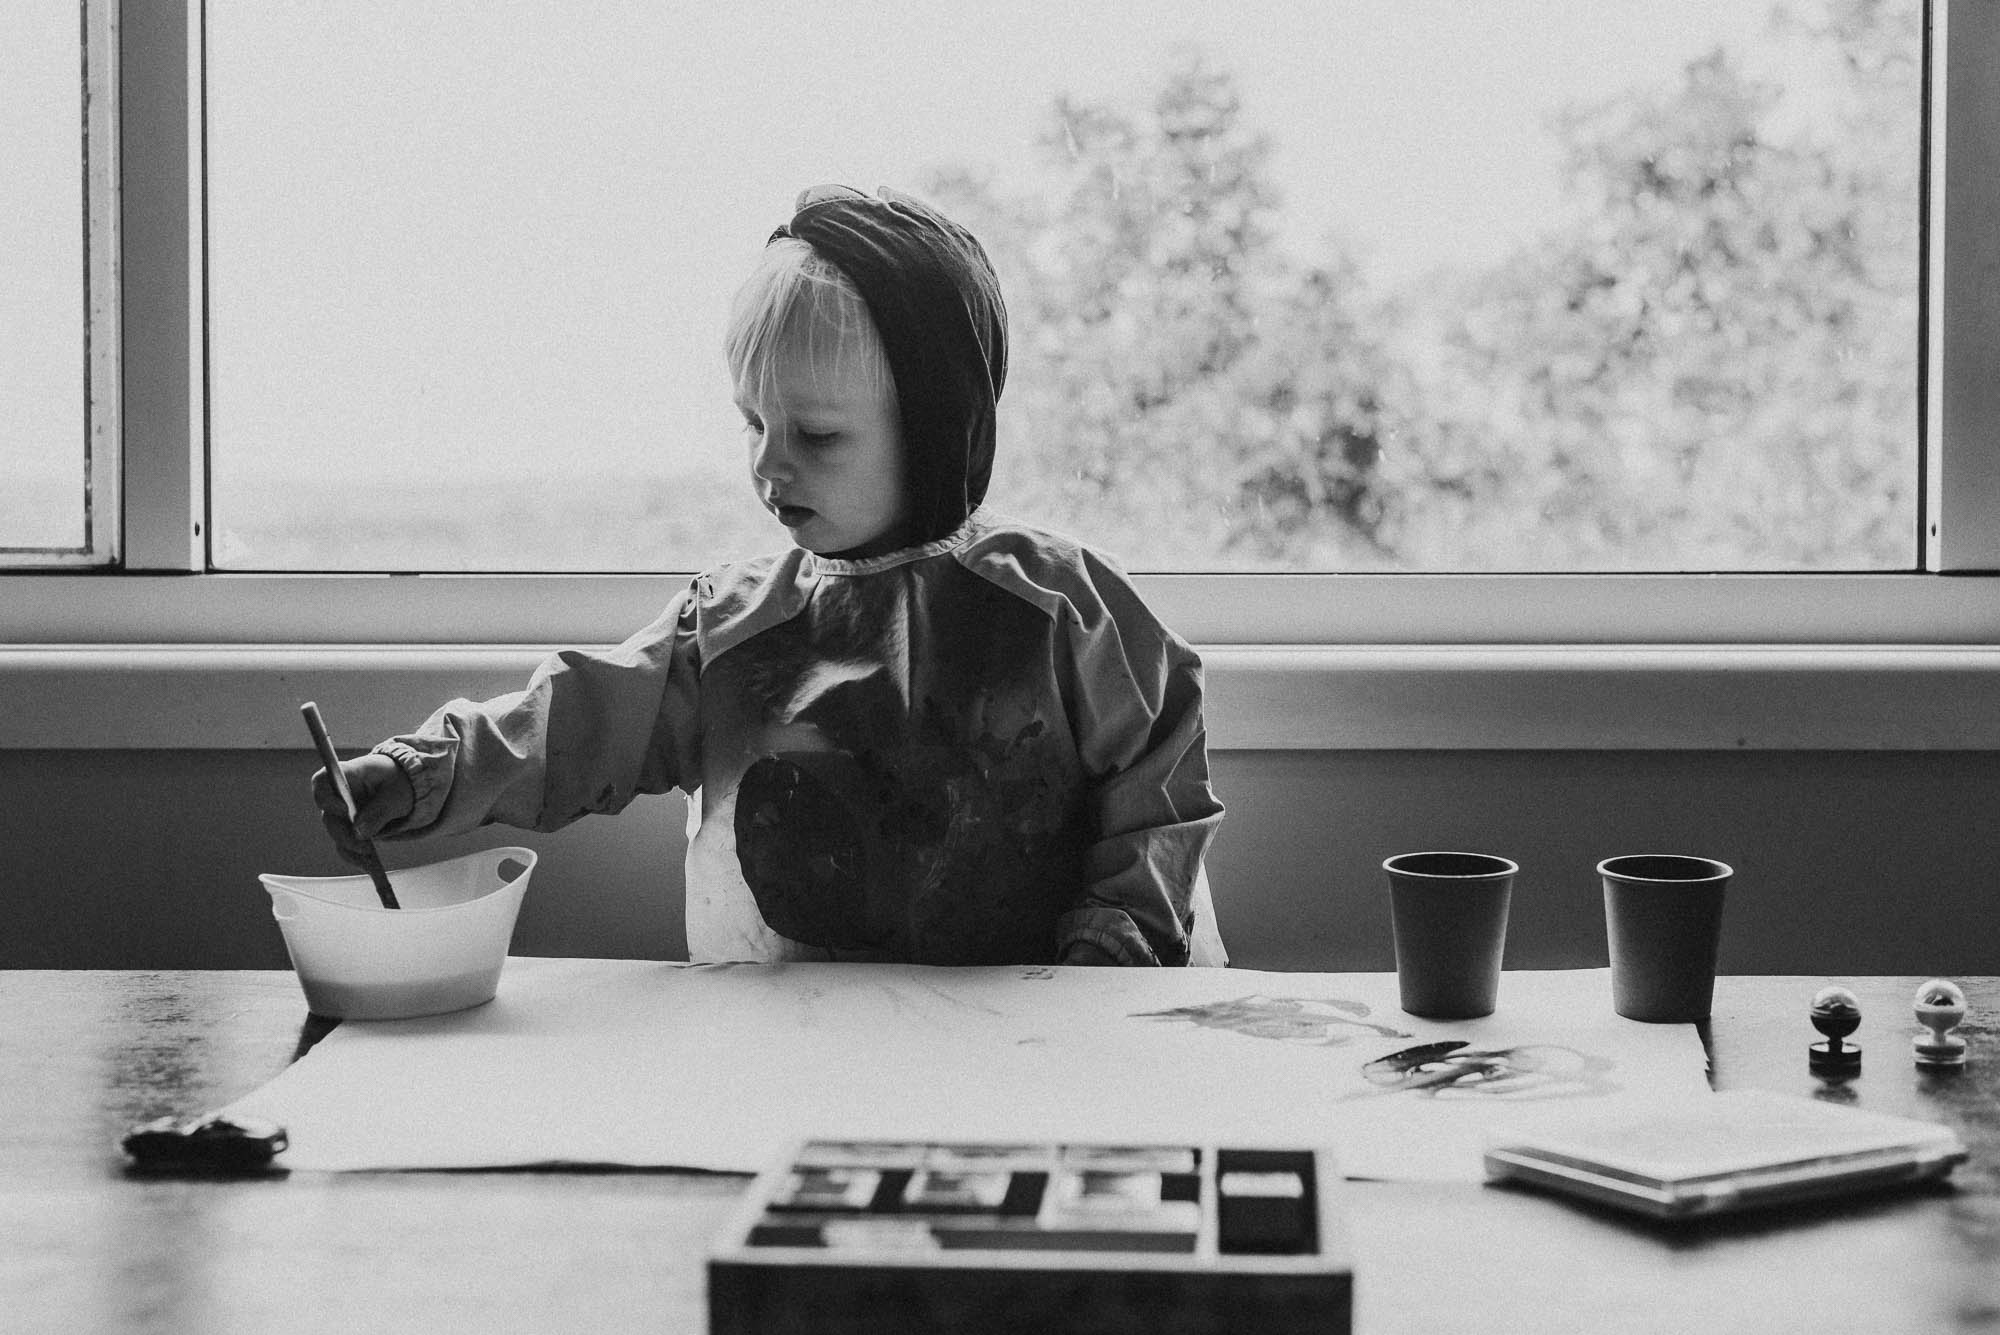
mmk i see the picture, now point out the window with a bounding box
[202,0,1920,575]
[1,0,113,566]
[7,0,2000,645]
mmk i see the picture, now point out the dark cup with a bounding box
[1383,851,1517,1019]
[1599,854,1733,1022]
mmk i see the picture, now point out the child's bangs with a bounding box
[727,239,895,404]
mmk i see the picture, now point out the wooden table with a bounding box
[3,972,1995,1334]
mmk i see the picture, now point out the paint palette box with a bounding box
[708,1139,1351,1335]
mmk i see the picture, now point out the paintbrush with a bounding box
[300,701,401,910]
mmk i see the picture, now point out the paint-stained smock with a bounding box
[373,509,1227,967]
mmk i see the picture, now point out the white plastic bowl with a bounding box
[258,846,536,1020]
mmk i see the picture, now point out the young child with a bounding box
[315,184,1226,967]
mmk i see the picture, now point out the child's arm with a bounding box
[367,592,703,841]
[1052,553,1225,968]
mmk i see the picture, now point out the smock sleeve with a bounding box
[369,588,703,840]
[1050,551,1225,967]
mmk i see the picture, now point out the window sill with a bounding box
[9,570,2000,646]
[5,643,1997,751]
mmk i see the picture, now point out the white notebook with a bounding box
[1484,1090,1967,1219]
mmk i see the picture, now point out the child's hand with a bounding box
[1058,940,1120,966]
[311,753,415,865]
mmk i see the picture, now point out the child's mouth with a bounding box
[775,505,814,528]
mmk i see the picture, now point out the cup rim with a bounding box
[1382,850,1519,880]
[1597,853,1733,884]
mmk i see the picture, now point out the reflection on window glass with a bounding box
[1,0,87,557]
[206,0,1919,573]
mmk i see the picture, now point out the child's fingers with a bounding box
[349,802,391,843]
[309,766,344,818]
[310,766,375,843]
[1059,941,1119,966]
[311,754,410,849]
[318,809,370,866]
[349,756,414,837]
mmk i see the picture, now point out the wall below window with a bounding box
[6,746,1995,974]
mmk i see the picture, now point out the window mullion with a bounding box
[85,0,122,565]
[117,0,205,573]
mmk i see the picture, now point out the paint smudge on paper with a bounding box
[1019,966,1056,981]
[1349,1041,1617,1101]
[1131,995,1412,1045]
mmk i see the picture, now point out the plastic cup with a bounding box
[1383,851,1517,1019]
[1599,854,1732,1023]
[258,846,536,1020]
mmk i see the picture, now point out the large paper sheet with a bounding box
[227,959,1709,1181]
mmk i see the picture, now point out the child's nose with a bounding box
[750,431,791,483]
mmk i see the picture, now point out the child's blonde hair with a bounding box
[726,238,897,407]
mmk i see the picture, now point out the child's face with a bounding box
[735,322,908,556]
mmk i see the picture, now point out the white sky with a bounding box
[1,0,86,543]
[203,0,1836,486]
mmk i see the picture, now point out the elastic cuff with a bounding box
[1056,908,1162,967]
[370,740,444,836]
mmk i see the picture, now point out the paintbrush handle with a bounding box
[352,842,403,912]
[300,702,401,910]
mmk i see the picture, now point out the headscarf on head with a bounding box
[769,185,1008,547]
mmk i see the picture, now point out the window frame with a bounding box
[4,0,1998,648]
